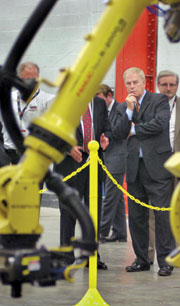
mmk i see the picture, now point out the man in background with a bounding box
[2,61,54,164]
[113,67,175,276]
[148,70,180,264]
[96,84,127,243]
[54,95,112,269]
[157,70,180,152]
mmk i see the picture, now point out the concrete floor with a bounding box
[0,206,180,306]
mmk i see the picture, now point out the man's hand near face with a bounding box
[125,94,138,111]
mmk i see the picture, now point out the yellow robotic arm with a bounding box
[1,0,153,241]
[165,153,180,267]
[0,0,179,298]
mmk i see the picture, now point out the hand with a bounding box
[126,94,137,111]
[70,146,83,162]
[100,133,109,150]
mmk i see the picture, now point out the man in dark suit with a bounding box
[148,70,180,264]
[54,95,112,269]
[113,67,175,276]
[157,70,180,152]
[96,84,127,243]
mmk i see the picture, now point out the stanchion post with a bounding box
[88,140,99,288]
[74,140,110,306]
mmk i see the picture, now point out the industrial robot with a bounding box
[0,0,179,298]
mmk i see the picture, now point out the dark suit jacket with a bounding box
[55,96,112,180]
[174,96,180,152]
[76,96,112,158]
[103,100,126,175]
[113,91,172,183]
[0,122,10,166]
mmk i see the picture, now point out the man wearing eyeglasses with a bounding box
[157,70,180,152]
[148,71,180,266]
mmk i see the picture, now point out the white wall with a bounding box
[0,0,115,94]
[157,4,180,96]
[0,1,180,95]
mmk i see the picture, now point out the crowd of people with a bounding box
[0,62,179,277]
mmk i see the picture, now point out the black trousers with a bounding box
[0,141,11,166]
[127,158,175,268]
[100,172,127,239]
[4,148,20,165]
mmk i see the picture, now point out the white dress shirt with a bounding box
[169,95,176,151]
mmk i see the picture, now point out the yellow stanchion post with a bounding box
[74,140,110,306]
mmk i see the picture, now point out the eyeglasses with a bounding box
[159,83,177,88]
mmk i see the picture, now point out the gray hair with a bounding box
[157,70,179,84]
[17,62,40,77]
[123,67,145,82]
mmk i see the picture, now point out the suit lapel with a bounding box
[92,99,97,138]
[109,101,117,123]
[138,91,151,119]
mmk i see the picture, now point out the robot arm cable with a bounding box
[0,0,58,154]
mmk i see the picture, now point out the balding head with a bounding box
[17,62,40,79]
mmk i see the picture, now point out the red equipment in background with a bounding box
[115,8,157,213]
[115,8,157,102]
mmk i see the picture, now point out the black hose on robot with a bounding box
[0,0,58,154]
[45,171,97,253]
[0,0,97,252]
